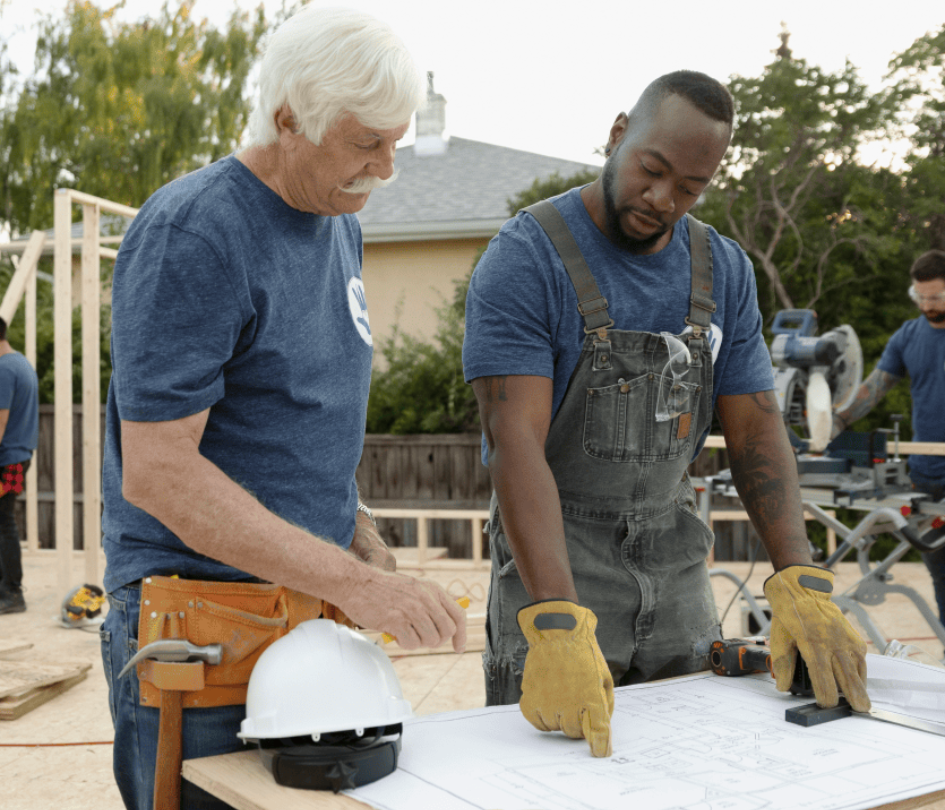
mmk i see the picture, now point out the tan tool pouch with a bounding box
[136,575,353,709]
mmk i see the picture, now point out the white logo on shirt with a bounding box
[347,278,373,346]
[681,323,723,363]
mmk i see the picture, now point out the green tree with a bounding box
[0,0,268,236]
[0,0,271,402]
[886,24,945,250]
[699,31,897,322]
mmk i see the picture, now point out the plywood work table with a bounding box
[184,715,945,810]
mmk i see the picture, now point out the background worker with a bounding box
[463,70,870,758]
[0,315,38,615]
[100,7,466,809]
[832,249,945,633]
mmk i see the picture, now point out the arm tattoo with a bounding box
[837,369,899,426]
[728,440,791,530]
[482,376,508,404]
[746,390,780,415]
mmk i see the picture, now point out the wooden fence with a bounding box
[16,409,742,561]
[19,405,945,566]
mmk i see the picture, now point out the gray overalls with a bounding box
[484,201,722,706]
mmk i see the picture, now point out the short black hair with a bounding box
[910,249,945,283]
[631,70,735,128]
[0,316,6,341]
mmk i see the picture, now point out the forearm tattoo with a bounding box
[727,391,798,537]
[837,369,899,427]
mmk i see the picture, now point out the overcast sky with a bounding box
[2,0,943,166]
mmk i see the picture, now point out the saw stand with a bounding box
[698,477,945,651]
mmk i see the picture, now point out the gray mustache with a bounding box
[340,171,399,194]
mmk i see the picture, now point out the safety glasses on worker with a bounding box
[908,285,945,306]
[656,332,693,422]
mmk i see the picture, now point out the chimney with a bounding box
[413,71,448,157]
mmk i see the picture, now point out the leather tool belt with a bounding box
[136,575,352,709]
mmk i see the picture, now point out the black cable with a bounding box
[719,534,764,628]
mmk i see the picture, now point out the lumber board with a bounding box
[0,659,91,699]
[0,640,33,658]
[184,749,372,809]
[0,669,89,721]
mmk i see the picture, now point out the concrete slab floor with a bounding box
[2,550,944,809]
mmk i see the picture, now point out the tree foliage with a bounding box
[693,28,945,444]
[0,0,270,402]
[0,0,268,236]
[699,41,896,318]
[885,24,945,250]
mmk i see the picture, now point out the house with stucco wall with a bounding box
[356,74,600,353]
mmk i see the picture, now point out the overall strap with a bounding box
[524,202,716,339]
[685,214,716,338]
[523,200,614,337]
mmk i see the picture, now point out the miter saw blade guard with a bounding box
[769,309,864,451]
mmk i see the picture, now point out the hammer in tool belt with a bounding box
[119,640,223,810]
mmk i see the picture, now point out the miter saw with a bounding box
[769,309,911,499]
[770,309,862,452]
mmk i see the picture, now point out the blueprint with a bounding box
[350,657,945,810]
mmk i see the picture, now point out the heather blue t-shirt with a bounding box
[877,316,945,481]
[102,156,373,591]
[463,188,774,464]
[0,352,39,467]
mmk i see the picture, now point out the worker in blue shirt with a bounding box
[833,249,945,636]
[0,315,39,614]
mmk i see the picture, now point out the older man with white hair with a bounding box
[99,6,466,809]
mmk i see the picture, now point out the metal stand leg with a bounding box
[708,568,771,636]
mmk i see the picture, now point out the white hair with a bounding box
[246,5,424,147]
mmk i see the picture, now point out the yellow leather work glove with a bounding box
[517,600,615,757]
[763,565,871,712]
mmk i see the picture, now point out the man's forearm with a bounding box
[489,436,577,602]
[834,369,900,430]
[721,392,812,570]
[126,447,370,606]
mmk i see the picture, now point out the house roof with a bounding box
[357,136,600,243]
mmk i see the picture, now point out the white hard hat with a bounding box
[239,619,414,792]
[240,619,413,741]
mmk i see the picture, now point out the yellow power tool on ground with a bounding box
[60,583,106,626]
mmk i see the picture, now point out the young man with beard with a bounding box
[833,249,945,635]
[463,70,870,758]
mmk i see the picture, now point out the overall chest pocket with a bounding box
[583,374,702,463]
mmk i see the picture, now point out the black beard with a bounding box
[924,310,945,324]
[601,159,669,254]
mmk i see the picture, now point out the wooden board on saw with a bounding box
[0,660,93,720]
[358,612,486,657]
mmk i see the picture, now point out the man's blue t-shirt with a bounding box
[463,188,774,464]
[877,316,945,481]
[0,352,39,467]
[102,156,374,591]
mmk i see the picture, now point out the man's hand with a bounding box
[336,566,468,653]
[517,601,614,757]
[349,512,396,572]
[764,565,871,712]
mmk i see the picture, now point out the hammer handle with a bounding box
[154,688,184,810]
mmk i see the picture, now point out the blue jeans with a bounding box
[100,584,246,810]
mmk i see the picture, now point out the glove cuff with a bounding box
[764,564,834,605]
[518,600,593,640]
